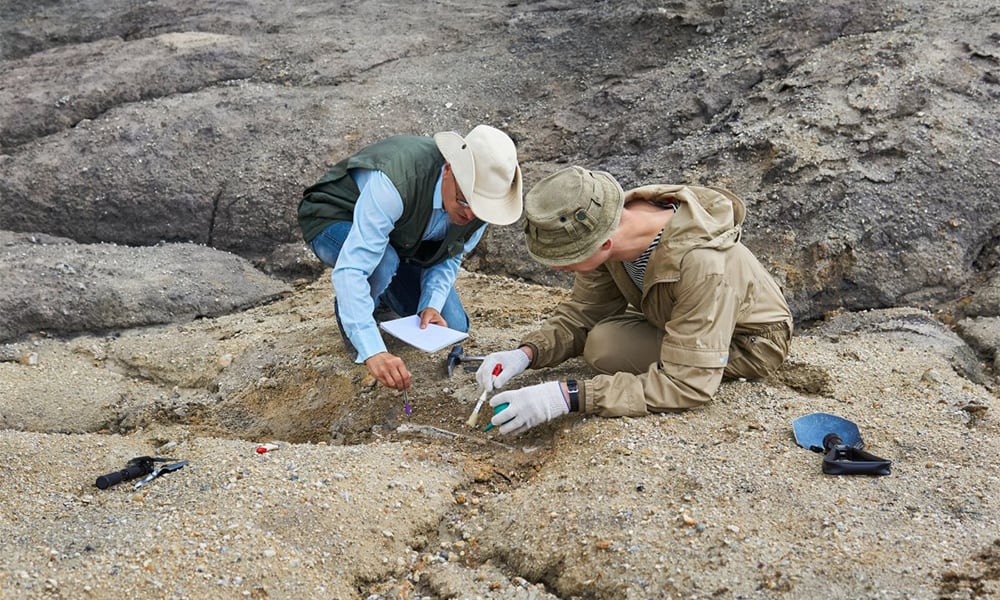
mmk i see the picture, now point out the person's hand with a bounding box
[365,352,411,390]
[488,382,569,435]
[476,348,531,392]
[419,307,446,329]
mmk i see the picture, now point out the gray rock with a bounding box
[254,241,326,281]
[810,307,987,384]
[956,316,1000,365]
[0,0,997,323]
[0,343,20,362]
[966,270,1000,318]
[0,235,290,342]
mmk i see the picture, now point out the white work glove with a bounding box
[476,348,531,393]
[488,381,568,436]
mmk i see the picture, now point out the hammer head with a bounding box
[445,345,486,377]
[446,345,463,378]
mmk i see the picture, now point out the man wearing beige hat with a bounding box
[299,125,522,390]
[477,166,792,435]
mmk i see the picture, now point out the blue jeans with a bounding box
[308,221,470,332]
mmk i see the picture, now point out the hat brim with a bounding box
[435,131,523,226]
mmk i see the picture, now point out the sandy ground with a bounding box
[1,272,998,599]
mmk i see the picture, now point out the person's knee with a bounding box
[440,302,470,333]
[309,222,352,267]
[451,312,470,333]
[584,351,615,374]
[585,319,663,374]
[583,325,619,373]
[724,336,788,380]
[309,237,338,268]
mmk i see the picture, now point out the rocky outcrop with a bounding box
[0,232,289,343]
[1,0,997,327]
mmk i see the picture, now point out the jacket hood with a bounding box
[624,184,746,285]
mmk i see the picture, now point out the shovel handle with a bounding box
[822,443,892,476]
[96,462,150,489]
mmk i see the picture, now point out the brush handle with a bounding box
[466,389,489,427]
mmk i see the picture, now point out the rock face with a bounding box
[0,232,290,342]
[1,0,998,324]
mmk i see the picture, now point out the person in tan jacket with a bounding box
[478,166,793,435]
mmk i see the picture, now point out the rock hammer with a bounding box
[445,345,486,377]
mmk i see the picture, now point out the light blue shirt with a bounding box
[332,167,485,362]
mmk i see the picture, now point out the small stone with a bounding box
[0,345,20,362]
[920,368,942,383]
[156,440,178,454]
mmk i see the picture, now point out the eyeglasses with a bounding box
[452,171,471,209]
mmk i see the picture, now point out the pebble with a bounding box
[0,344,20,362]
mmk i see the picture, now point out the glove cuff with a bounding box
[541,381,570,420]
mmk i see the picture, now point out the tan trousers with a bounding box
[583,313,791,380]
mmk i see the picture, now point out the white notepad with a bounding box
[378,315,468,353]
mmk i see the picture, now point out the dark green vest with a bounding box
[298,136,484,268]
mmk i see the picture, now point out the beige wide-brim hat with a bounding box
[524,166,625,266]
[434,125,523,225]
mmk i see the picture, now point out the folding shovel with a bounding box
[792,413,892,476]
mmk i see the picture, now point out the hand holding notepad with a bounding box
[378,315,468,353]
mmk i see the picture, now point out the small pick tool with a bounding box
[792,413,891,476]
[467,364,502,428]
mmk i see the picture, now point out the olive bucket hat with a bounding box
[434,125,523,225]
[523,166,625,266]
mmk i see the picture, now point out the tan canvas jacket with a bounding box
[520,184,793,417]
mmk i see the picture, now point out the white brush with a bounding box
[466,364,502,428]
[466,388,489,428]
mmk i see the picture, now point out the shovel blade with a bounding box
[792,412,863,453]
